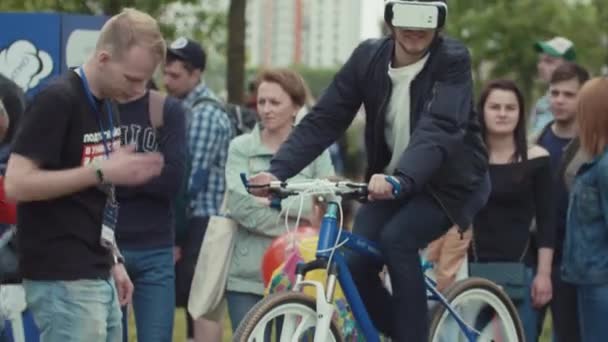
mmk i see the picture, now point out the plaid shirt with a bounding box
[183,83,232,217]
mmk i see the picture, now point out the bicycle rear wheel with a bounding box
[233,291,344,342]
[428,277,524,342]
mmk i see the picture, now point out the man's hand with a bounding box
[368,174,398,201]
[247,172,278,197]
[99,144,164,186]
[531,273,552,308]
[112,263,134,306]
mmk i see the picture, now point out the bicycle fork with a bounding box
[291,266,338,342]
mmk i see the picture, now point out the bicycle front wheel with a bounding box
[233,291,344,342]
[429,277,525,342]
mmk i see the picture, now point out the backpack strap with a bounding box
[191,96,225,111]
[148,90,167,128]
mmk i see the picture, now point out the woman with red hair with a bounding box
[561,77,608,341]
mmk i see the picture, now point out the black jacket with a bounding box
[269,35,488,228]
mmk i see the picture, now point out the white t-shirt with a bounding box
[384,54,429,173]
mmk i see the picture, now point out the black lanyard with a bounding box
[78,67,114,157]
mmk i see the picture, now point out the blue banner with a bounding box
[61,14,109,73]
[0,13,61,96]
[0,12,107,97]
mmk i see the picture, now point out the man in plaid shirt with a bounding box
[164,37,232,342]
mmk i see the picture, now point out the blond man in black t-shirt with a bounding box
[4,8,166,342]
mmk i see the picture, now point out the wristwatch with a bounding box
[113,253,125,265]
[112,246,125,265]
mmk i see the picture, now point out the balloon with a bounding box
[261,226,318,287]
[0,176,16,224]
[265,235,362,340]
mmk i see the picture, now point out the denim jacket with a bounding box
[562,149,608,284]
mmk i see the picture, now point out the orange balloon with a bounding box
[0,176,16,224]
[261,226,318,287]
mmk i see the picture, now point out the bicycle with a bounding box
[234,175,524,342]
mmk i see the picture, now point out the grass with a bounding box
[127,308,554,341]
[127,308,233,342]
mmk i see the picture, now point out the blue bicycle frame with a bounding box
[297,201,479,342]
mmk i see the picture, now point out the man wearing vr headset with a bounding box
[248,1,488,340]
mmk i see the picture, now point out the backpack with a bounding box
[193,97,258,136]
[148,90,193,247]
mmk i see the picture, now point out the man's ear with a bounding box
[191,68,203,83]
[96,49,112,67]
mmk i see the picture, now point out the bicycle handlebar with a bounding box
[240,172,369,201]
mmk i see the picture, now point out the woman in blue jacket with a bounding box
[562,77,608,342]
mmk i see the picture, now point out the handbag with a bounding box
[469,227,529,301]
[187,195,237,320]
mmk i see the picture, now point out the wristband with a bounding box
[392,172,414,199]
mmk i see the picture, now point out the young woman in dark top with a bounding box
[471,79,555,342]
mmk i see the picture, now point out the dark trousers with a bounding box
[347,192,451,342]
[537,265,581,342]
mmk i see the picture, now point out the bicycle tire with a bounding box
[233,291,344,342]
[428,277,525,342]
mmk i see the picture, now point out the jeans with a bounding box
[23,278,122,342]
[536,264,580,342]
[226,290,263,332]
[577,282,608,342]
[347,192,451,341]
[514,267,539,342]
[121,247,175,342]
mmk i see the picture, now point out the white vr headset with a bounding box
[384,1,448,30]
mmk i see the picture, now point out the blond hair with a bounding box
[577,77,608,156]
[96,8,166,63]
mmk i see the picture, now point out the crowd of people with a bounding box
[1,1,608,342]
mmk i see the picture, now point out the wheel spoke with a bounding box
[251,322,268,341]
[237,293,339,342]
[430,282,521,342]
[279,313,299,341]
[290,315,312,342]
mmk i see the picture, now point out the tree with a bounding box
[226,0,246,104]
[592,0,608,72]
[0,0,186,16]
[291,65,339,100]
[445,0,605,102]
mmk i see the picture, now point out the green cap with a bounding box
[534,36,576,61]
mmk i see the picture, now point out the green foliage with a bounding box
[0,0,185,16]
[244,64,339,101]
[445,0,607,103]
[0,0,85,12]
[290,65,340,100]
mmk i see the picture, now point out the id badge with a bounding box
[100,195,120,250]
